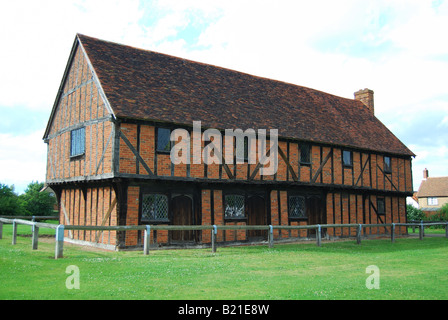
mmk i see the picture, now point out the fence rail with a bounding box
[1,217,447,260]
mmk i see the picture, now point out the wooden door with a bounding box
[307,196,326,237]
[171,195,194,242]
[247,195,267,239]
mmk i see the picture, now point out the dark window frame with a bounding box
[342,150,353,167]
[384,156,392,174]
[377,198,385,215]
[300,144,311,165]
[156,127,172,153]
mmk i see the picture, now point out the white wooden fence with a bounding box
[0,217,447,259]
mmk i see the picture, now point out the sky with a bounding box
[0,0,447,194]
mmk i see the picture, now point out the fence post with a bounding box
[32,223,39,250]
[391,223,395,243]
[12,220,17,245]
[268,225,274,248]
[212,225,217,253]
[55,225,64,259]
[446,222,448,239]
[144,225,151,255]
[316,225,322,247]
[419,221,424,240]
[356,224,362,245]
[0,221,3,240]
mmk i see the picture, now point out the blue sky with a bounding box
[0,0,447,194]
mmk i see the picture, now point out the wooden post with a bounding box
[211,225,217,253]
[268,225,274,248]
[0,221,3,240]
[55,225,64,259]
[12,220,17,245]
[356,224,362,245]
[419,221,424,241]
[144,225,151,255]
[316,225,322,247]
[391,223,395,243]
[32,224,39,250]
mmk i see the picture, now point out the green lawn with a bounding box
[1,223,447,300]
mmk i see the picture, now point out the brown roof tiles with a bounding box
[77,34,414,157]
[418,177,448,197]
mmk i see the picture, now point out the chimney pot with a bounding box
[354,88,374,115]
[423,168,429,180]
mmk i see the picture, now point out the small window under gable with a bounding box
[70,127,85,158]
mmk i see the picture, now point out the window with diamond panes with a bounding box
[289,196,306,218]
[142,194,169,222]
[225,195,245,218]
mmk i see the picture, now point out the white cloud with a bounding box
[0,131,47,194]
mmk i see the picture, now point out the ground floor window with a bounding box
[225,194,245,218]
[141,193,169,222]
[289,195,306,218]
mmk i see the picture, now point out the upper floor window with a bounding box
[377,198,385,215]
[70,127,85,157]
[141,193,169,222]
[428,197,438,206]
[289,195,306,219]
[157,128,171,152]
[300,144,311,164]
[343,150,352,167]
[225,194,245,219]
[384,156,392,174]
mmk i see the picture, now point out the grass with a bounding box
[0,223,447,300]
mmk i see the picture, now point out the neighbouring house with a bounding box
[416,168,448,217]
[43,34,415,250]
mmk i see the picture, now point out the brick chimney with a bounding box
[354,88,374,115]
[423,168,429,180]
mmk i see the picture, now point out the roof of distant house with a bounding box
[417,176,448,197]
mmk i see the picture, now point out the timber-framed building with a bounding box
[43,34,415,250]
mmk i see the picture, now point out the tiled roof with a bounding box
[77,34,414,157]
[417,177,448,197]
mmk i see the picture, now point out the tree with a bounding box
[0,183,24,216]
[406,205,425,221]
[19,181,57,216]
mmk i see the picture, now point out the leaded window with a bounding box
[70,127,85,157]
[225,195,245,218]
[142,194,169,221]
[289,196,306,218]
